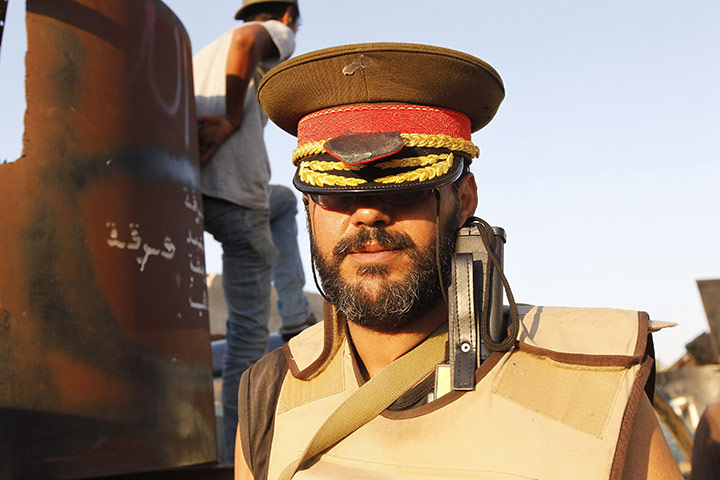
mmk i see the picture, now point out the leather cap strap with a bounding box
[279,323,449,480]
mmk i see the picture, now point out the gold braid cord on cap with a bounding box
[376,154,453,184]
[292,133,480,165]
[375,153,450,170]
[298,153,455,187]
[299,160,364,172]
[298,166,368,187]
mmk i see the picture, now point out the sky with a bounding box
[1,0,718,366]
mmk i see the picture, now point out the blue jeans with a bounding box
[268,185,310,337]
[203,195,277,463]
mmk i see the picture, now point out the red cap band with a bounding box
[297,104,472,145]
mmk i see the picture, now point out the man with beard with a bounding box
[312,202,458,335]
[233,43,681,479]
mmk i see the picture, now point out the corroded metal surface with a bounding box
[657,365,720,429]
[697,279,720,361]
[654,388,694,462]
[0,1,215,478]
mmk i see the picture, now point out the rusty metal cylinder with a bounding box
[0,0,216,477]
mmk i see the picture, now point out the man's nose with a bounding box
[349,196,392,228]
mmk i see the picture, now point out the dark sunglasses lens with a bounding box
[379,189,432,205]
[310,190,433,210]
[310,194,358,211]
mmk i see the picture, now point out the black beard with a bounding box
[311,211,458,333]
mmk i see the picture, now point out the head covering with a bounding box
[258,42,505,194]
[235,0,299,21]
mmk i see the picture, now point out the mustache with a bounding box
[333,227,416,260]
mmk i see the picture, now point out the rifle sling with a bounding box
[279,323,449,480]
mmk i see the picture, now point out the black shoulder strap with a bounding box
[238,348,287,478]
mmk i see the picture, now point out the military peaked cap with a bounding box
[258,43,505,194]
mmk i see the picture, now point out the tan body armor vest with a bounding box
[268,306,654,480]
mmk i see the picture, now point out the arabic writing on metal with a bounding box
[105,222,176,272]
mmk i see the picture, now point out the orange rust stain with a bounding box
[47,349,133,418]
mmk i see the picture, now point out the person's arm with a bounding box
[198,23,279,163]
[622,394,683,479]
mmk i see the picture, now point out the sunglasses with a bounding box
[309,189,435,212]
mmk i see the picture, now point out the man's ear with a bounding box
[281,7,296,29]
[456,173,478,227]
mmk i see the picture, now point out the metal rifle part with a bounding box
[0,0,8,54]
[697,279,720,362]
[448,219,506,390]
